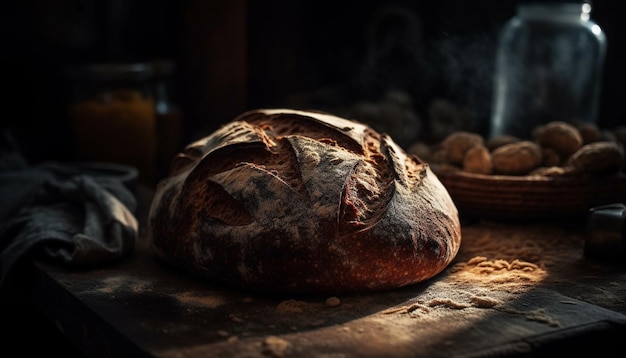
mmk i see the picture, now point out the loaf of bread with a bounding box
[148,109,461,294]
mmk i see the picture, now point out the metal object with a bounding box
[585,203,626,260]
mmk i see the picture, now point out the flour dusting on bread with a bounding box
[149,109,461,294]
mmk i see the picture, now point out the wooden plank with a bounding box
[24,189,626,357]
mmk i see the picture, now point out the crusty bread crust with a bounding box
[149,109,461,294]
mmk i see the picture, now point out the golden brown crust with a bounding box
[149,109,461,294]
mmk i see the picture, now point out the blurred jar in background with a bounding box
[67,61,182,186]
[490,0,607,139]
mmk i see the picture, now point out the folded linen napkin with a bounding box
[0,132,138,289]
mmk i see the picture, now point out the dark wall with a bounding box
[247,1,508,143]
[1,0,623,163]
[592,0,626,129]
[247,0,625,143]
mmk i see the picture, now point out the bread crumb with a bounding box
[262,336,289,357]
[407,303,430,316]
[175,292,226,308]
[451,255,546,290]
[381,302,430,316]
[510,259,538,270]
[276,299,308,314]
[427,299,470,309]
[325,296,341,307]
[216,330,230,337]
[470,295,502,308]
[381,306,409,315]
[500,307,560,327]
[229,314,244,323]
[467,256,488,265]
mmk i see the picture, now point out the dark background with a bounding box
[0,0,624,162]
[0,1,624,355]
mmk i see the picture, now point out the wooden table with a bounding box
[18,188,626,357]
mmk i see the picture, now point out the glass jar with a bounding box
[67,61,182,186]
[490,0,607,139]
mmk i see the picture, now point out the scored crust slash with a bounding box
[148,109,462,294]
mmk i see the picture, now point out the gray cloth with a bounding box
[0,160,138,289]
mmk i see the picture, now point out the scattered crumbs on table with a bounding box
[261,336,289,358]
[325,296,341,307]
[469,295,502,308]
[174,291,226,308]
[276,299,308,314]
[499,307,561,327]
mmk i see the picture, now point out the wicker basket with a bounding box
[433,166,626,220]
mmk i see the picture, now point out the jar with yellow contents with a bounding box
[67,62,182,186]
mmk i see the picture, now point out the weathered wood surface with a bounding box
[26,189,626,357]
